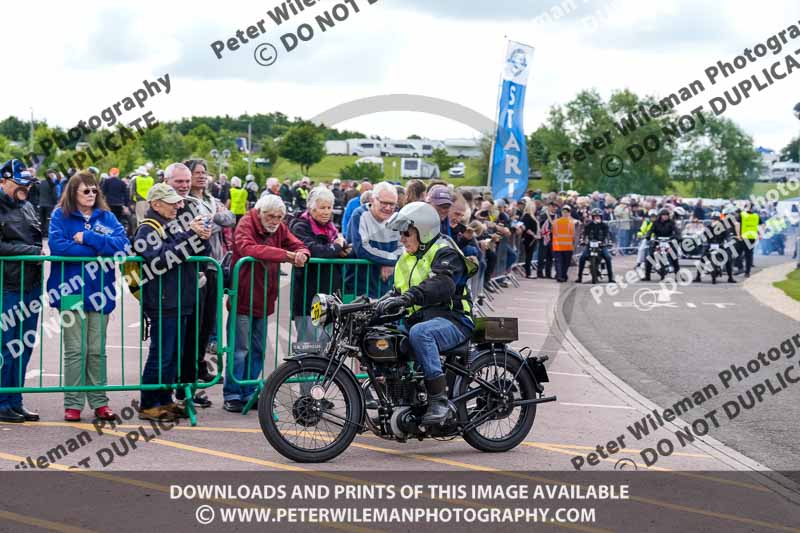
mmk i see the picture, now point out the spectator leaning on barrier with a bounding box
[47,171,130,422]
[135,183,211,422]
[289,186,350,344]
[348,181,403,298]
[342,181,372,238]
[224,195,309,413]
[552,205,577,283]
[0,160,42,423]
[174,160,236,404]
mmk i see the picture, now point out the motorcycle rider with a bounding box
[643,208,680,281]
[376,202,477,425]
[695,210,736,283]
[577,208,614,283]
[636,209,658,268]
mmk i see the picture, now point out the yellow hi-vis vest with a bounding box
[230,187,248,215]
[299,187,309,200]
[638,219,653,238]
[394,237,477,320]
[740,212,760,240]
[134,176,154,201]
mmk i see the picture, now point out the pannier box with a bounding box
[472,317,519,343]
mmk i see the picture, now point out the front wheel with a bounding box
[590,256,599,284]
[457,350,538,453]
[259,358,363,463]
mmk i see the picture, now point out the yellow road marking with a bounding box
[531,441,711,459]
[0,450,380,533]
[526,442,771,493]
[348,441,798,532]
[0,510,98,533]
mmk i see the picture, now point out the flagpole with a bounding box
[487,39,508,191]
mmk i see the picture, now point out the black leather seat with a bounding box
[441,340,471,362]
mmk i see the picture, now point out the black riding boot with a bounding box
[422,376,451,425]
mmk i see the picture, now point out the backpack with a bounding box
[122,218,165,301]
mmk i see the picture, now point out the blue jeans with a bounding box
[408,317,468,379]
[224,314,267,402]
[0,287,41,409]
[578,247,613,280]
[140,315,186,409]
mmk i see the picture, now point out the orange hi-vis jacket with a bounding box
[552,216,575,252]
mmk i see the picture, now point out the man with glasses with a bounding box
[178,160,235,391]
[0,159,43,422]
[348,181,403,298]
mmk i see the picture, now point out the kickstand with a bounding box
[241,382,263,415]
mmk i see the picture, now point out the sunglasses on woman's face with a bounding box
[80,188,98,196]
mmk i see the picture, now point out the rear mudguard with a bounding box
[461,344,548,395]
[283,354,367,429]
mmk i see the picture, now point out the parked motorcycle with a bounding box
[258,293,555,463]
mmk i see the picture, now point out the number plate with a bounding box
[590,242,600,248]
[311,301,323,322]
[709,244,720,250]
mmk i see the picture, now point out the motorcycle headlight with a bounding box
[310,294,332,327]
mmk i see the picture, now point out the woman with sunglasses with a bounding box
[47,170,130,422]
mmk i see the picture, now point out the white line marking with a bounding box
[548,371,591,378]
[559,402,635,410]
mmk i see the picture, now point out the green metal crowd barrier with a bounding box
[224,257,393,415]
[0,255,222,426]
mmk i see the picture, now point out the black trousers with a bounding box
[39,206,53,237]
[523,239,537,276]
[743,238,756,274]
[484,248,497,286]
[554,250,572,281]
[644,246,680,278]
[176,269,218,398]
[537,242,553,278]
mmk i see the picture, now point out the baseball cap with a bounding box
[0,159,33,186]
[147,183,184,204]
[427,185,453,206]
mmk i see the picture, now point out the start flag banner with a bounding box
[490,41,534,201]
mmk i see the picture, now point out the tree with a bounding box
[672,115,760,198]
[278,125,325,174]
[780,136,799,162]
[339,162,384,182]
[431,148,455,174]
[407,134,422,140]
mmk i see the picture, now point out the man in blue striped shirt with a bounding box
[347,182,403,298]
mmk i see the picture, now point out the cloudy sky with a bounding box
[3,0,799,151]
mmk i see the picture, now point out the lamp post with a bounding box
[210,148,231,177]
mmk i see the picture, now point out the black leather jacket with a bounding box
[581,221,611,243]
[0,190,43,291]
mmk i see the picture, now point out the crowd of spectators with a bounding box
[0,158,794,422]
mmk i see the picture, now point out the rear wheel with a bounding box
[259,359,362,463]
[457,350,538,453]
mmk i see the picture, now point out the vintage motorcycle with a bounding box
[258,293,555,463]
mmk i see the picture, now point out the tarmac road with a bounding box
[565,250,800,473]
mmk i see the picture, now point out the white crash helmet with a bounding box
[674,206,687,217]
[387,201,441,247]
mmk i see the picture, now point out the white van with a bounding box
[400,158,440,179]
[407,139,438,157]
[444,138,482,159]
[347,139,382,157]
[382,141,420,158]
[770,161,800,183]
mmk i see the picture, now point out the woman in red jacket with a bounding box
[223,195,309,413]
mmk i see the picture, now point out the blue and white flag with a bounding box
[490,41,534,201]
